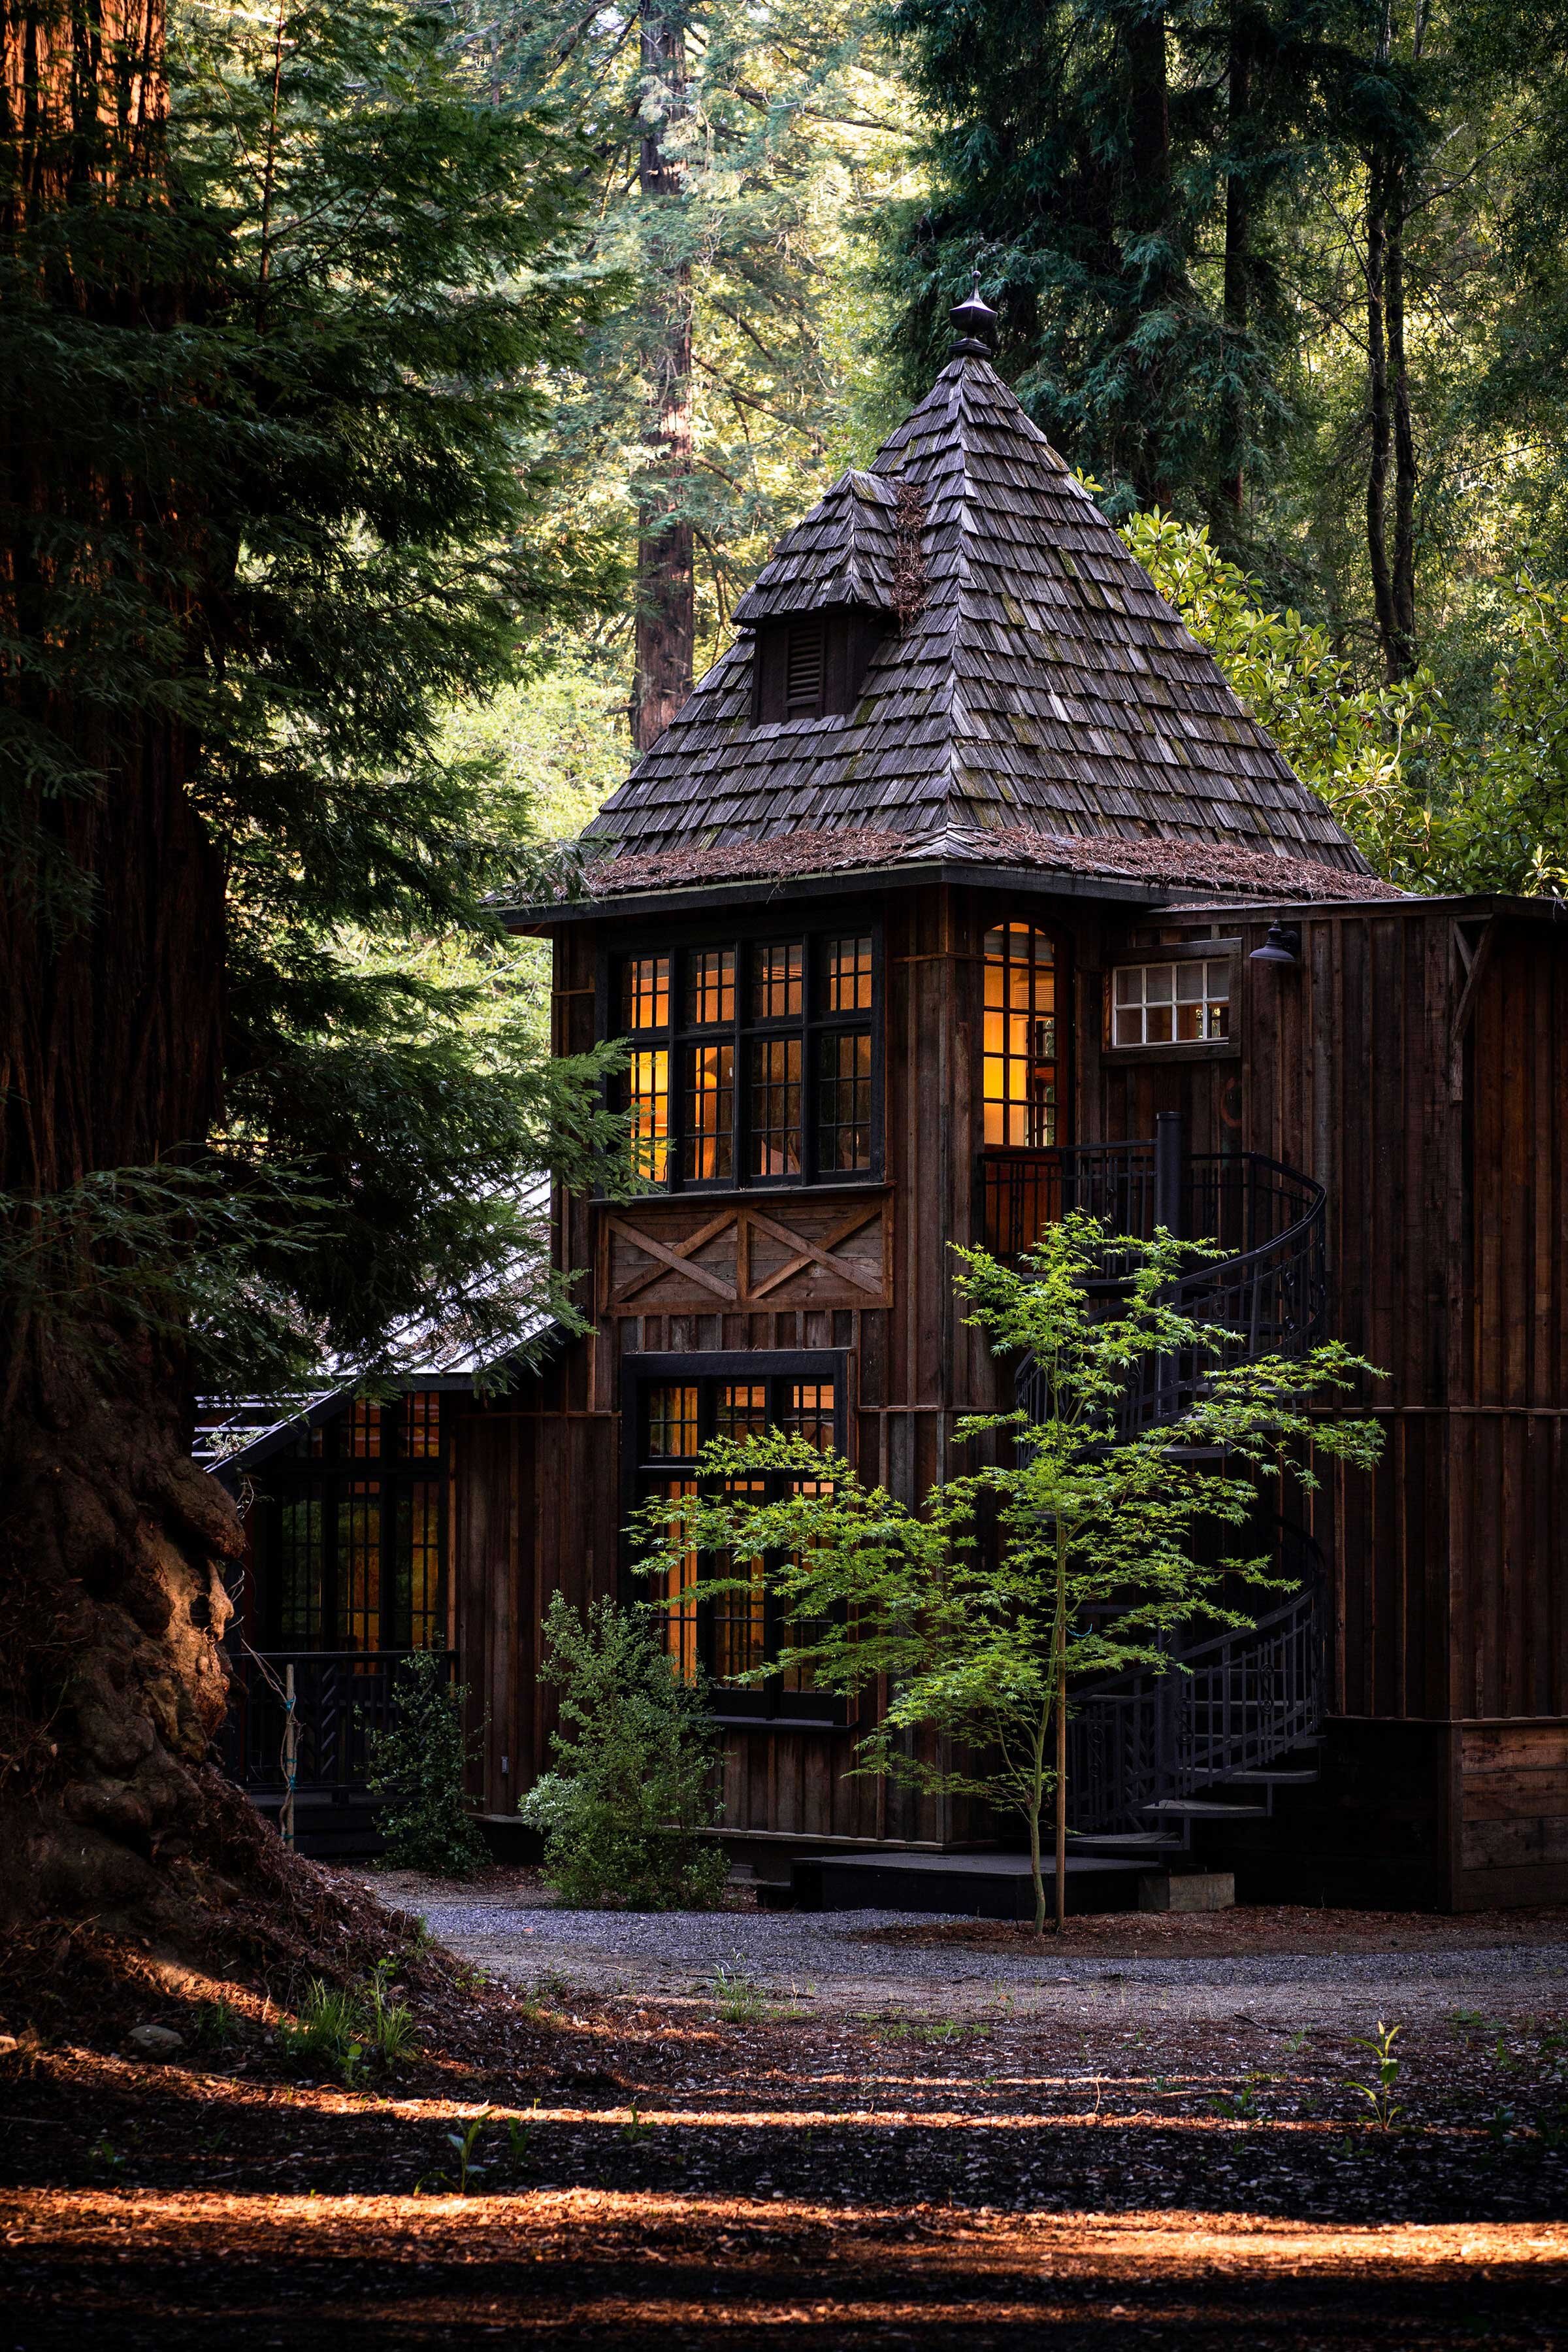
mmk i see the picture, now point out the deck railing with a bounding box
[221,1649,457,1797]
[994,1133,1327,1440]
[1065,1539,1326,1836]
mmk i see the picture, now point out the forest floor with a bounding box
[2,1878,1566,2347]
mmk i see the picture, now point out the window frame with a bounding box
[619,1351,852,1728]
[1103,942,1241,1060]
[600,918,885,1194]
[980,918,1064,1153]
[253,1394,449,1653]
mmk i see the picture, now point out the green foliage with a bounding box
[633,1216,1383,1934]
[1346,2019,1404,2131]
[470,0,909,663]
[710,1960,768,2025]
[1121,509,1450,887]
[879,0,1568,776]
[2,0,636,1393]
[365,1652,488,1879]
[519,1593,728,1910]
[880,0,1318,514]
[1126,510,1568,893]
[278,1961,416,2085]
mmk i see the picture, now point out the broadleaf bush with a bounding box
[519,1593,728,1910]
[365,1649,487,1878]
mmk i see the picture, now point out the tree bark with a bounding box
[630,1,694,754]
[1221,16,1252,514]
[1387,183,1418,671]
[0,0,251,1942]
[1364,144,1399,680]
[1123,6,1177,510]
[1364,139,1417,682]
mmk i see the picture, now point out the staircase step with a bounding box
[1069,1832,1181,1856]
[1222,1768,1319,1785]
[1143,1803,1271,1823]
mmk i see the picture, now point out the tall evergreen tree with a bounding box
[0,0,625,1938]
[471,0,906,739]
[883,0,1307,522]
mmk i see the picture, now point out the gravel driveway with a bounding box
[409,1895,1568,2027]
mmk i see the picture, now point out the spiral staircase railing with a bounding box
[992,1127,1331,1834]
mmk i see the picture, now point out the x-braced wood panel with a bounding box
[601,1195,889,1315]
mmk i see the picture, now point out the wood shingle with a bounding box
[583,350,1374,893]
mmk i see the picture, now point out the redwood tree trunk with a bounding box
[630,0,694,753]
[1221,16,1251,515]
[0,0,248,1940]
[1364,144,1399,679]
[1124,5,1177,511]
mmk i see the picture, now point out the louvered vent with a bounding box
[784,620,825,714]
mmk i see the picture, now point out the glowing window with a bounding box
[750,1036,802,1176]
[825,935,874,1012]
[681,1044,734,1182]
[685,948,735,1027]
[983,923,1057,1148]
[624,955,670,1031]
[628,1046,670,1184]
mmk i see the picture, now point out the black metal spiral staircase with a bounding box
[990,1116,1331,1863]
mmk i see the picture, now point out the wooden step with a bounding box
[1069,1836,1184,1861]
[1142,1801,1271,1823]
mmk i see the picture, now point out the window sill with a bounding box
[709,1712,855,1732]
[611,1178,892,1206]
[1103,1040,1240,1065]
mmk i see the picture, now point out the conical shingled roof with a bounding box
[584,353,1369,884]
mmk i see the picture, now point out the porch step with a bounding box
[1071,1825,1184,1863]
[1142,1798,1272,1820]
[792,1848,1143,1919]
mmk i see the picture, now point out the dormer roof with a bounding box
[583,352,1373,889]
[732,468,902,624]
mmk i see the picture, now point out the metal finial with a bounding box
[949,268,997,357]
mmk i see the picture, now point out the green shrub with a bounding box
[519,1593,728,1910]
[365,1650,487,1877]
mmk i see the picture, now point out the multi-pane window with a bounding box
[616,929,879,1189]
[983,923,1058,1148]
[818,1031,874,1172]
[632,1367,843,1721]
[265,1394,447,1651]
[751,1038,802,1176]
[1111,958,1230,1047]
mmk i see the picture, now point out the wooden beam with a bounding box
[606,1209,739,1304]
[1448,916,1497,1101]
[746,1200,885,1299]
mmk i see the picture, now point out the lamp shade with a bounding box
[1249,923,1301,967]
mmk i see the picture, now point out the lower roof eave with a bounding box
[1158,887,1563,923]
[501,855,1213,931]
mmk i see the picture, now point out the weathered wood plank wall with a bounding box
[458,886,1567,1899]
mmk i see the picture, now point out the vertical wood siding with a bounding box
[461,893,1568,1864]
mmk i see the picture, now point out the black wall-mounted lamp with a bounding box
[1249,923,1301,968]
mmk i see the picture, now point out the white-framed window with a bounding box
[1111,957,1231,1048]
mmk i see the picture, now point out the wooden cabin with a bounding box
[216,295,1568,1910]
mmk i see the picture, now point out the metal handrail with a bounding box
[1065,1532,1326,1836]
[992,1136,1332,1823]
[1005,1142,1327,1440]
